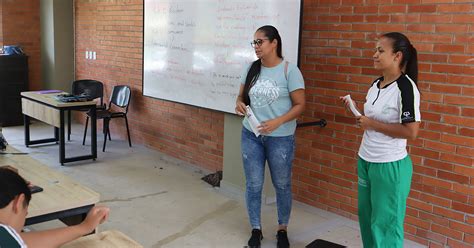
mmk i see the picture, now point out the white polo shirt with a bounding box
[358,74,421,163]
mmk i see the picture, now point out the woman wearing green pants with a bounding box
[341,32,421,247]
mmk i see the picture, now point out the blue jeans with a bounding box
[241,127,295,230]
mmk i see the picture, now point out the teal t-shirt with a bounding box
[241,60,305,136]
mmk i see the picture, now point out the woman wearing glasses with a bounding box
[235,25,305,248]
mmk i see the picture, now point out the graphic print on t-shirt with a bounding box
[249,76,279,108]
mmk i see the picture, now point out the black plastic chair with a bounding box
[83,85,132,152]
[68,80,105,140]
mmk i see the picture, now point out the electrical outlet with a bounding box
[92,51,96,60]
[85,51,89,59]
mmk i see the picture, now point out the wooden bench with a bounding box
[0,146,100,226]
[61,230,142,248]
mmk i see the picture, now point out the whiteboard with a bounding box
[143,0,302,113]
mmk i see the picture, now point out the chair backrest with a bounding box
[72,80,104,105]
[109,85,131,113]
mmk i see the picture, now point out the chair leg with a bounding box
[102,117,106,135]
[68,110,71,141]
[103,118,109,152]
[102,118,111,141]
[82,116,89,145]
[125,116,132,147]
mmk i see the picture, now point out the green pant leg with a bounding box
[357,157,373,248]
[369,156,413,248]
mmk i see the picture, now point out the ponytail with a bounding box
[405,44,418,84]
[242,59,261,105]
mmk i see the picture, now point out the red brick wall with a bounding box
[74,0,224,172]
[2,0,41,90]
[295,1,473,247]
[74,1,473,246]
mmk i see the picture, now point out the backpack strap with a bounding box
[284,61,289,81]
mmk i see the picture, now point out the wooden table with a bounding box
[61,230,143,248]
[21,91,97,165]
[0,147,100,226]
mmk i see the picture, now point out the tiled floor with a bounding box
[2,123,426,248]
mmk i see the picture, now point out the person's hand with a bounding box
[339,96,356,113]
[235,100,247,116]
[79,206,110,234]
[356,116,373,130]
[258,118,282,135]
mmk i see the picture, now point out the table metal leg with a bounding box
[90,107,97,159]
[24,115,30,147]
[59,110,65,165]
[24,113,60,147]
[68,110,71,141]
[55,127,59,144]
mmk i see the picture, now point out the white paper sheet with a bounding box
[343,95,362,117]
[245,105,261,137]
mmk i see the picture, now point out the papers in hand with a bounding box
[245,105,261,137]
[343,95,362,117]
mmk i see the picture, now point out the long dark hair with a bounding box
[381,32,418,85]
[242,25,283,105]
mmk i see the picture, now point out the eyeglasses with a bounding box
[250,38,269,48]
